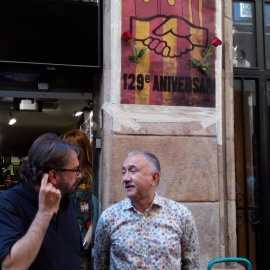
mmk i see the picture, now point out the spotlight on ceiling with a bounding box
[73,106,91,117]
[8,111,16,125]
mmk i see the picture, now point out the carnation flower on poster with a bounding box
[190,37,222,74]
[122,30,147,64]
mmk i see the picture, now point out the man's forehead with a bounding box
[68,150,80,166]
[122,154,147,167]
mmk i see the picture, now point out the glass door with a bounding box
[234,78,262,270]
[233,1,270,268]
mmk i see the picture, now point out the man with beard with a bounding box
[94,151,200,270]
[0,133,82,270]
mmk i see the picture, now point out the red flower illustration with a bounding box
[191,37,222,74]
[212,37,222,47]
[122,30,147,64]
[122,30,133,41]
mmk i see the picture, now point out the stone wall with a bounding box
[99,1,237,269]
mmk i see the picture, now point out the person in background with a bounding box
[233,49,251,68]
[0,133,82,270]
[94,151,200,270]
[5,174,12,187]
[63,129,93,270]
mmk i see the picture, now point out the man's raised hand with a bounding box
[38,173,61,215]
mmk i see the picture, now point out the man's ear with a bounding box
[47,170,59,187]
[151,171,160,186]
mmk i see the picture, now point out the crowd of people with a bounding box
[0,131,200,270]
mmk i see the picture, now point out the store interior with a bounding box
[0,88,93,192]
[0,0,101,193]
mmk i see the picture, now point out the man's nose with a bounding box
[123,171,131,182]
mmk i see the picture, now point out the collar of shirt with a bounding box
[122,193,166,212]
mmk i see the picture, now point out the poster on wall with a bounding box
[121,0,218,108]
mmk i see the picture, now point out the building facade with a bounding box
[95,1,235,269]
[94,1,269,269]
[0,0,269,269]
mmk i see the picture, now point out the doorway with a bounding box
[0,91,93,188]
[234,77,262,270]
[233,1,270,268]
[233,76,270,270]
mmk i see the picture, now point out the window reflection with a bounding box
[233,2,256,68]
[233,49,251,67]
[265,4,270,69]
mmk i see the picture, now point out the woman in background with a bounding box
[63,129,93,270]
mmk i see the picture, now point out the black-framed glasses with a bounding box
[48,167,82,176]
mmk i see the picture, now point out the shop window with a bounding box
[233,2,256,68]
[265,4,270,69]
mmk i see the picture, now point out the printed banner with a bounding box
[121,0,217,107]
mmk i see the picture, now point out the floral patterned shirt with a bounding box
[94,194,200,270]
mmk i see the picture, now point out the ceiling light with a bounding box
[73,110,84,117]
[73,106,91,117]
[19,99,38,111]
[8,111,16,125]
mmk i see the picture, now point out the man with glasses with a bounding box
[0,133,82,270]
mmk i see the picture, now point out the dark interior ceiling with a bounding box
[0,96,91,153]
[0,72,94,157]
[0,70,99,92]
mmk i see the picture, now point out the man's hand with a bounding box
[38,174,61,215]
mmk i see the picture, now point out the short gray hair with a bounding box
[128,151,161,173]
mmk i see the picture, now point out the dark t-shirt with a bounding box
[0,183,81,270]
